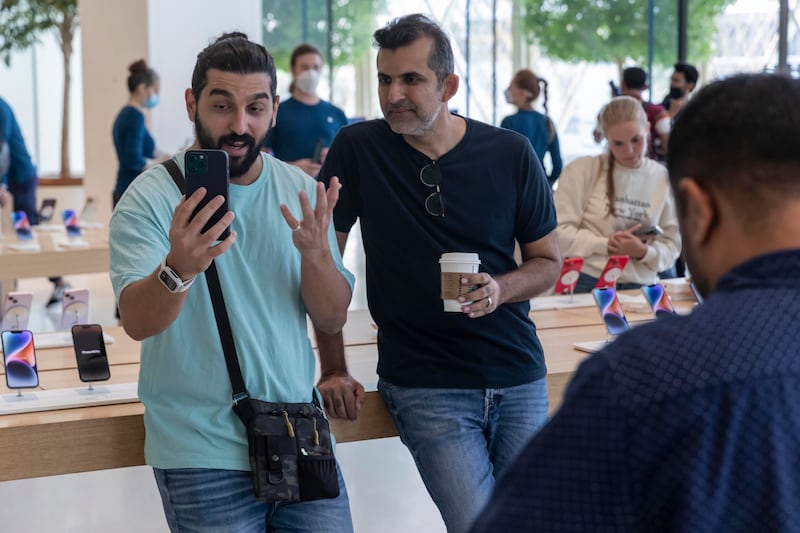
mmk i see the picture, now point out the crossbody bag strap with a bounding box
[161,159,254,424]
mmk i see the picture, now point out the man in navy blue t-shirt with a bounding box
[471,74,800,532]
[316,14,561,533]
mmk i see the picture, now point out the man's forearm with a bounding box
[495,255,561,303]
[119,271,188,340]
[301,250,351,334]
[316,328,349,376]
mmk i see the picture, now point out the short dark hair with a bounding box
[290,43,322,69]
[674,62,699,85]
[373,13,453,88]
[622,67,647,90]
[668,74,800,222]
[191,32,277,101]
[127,59,158,93]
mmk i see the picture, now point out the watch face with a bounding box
[159,269,179,292]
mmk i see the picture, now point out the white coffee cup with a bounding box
[439,252,481,312]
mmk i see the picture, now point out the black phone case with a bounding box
[185,149,231,240]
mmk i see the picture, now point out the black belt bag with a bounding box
[164,160,340,502]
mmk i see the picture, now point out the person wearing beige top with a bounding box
[554,96,681,292]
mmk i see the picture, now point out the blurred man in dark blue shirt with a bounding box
[471,73,800,532]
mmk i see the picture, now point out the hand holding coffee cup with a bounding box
[439,252,497,316]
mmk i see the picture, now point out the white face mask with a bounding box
[295,69,320,94]
[504,88,514,105]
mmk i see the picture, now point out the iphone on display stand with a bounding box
[11,211,32,240]
[2,329,39,395]
[62,209,82,239]
[71,324,111,388]
[2,292,33,331]
[61,288,89,330]
[185,149,231,241]
[592,287,631,339]
[641,283,676,318]
[594,255,629,290]
[38,198,57,223]
[553,257,584,301]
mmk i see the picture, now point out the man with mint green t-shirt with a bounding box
[109,33,355,533]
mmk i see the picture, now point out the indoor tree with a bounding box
[0,0,78,179]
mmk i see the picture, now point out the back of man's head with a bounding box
[668,74,800,221]
[191,32,277,100]
[373,13,454,88]
[674,62,699,86]
[622,67,647,90]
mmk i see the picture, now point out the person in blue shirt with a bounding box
[500,69,562,186]
[112,59,166,207]
[0,95,69,305]
[263,44,347,177]
[471,73,800,533]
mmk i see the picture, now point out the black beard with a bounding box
[194,114,268,178]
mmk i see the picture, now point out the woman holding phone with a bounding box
[554,96,681,293]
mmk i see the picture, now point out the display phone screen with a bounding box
[592,287,630,336]
[311,139,324,164]
[2,330,39,389]
[61,209,82,238]
[71,324,110,382]
[38,198,57,223]
[80,197,97,223]
[594,255,629,289]
[61,288,89,330]
[641,283,676,318]
[11,211,32,240]
[2,292,33,331]
[554,257,584,294]
[185,149,231,240]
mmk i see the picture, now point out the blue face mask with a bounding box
[143,93,159,109]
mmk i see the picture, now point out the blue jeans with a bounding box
[153,465,353,533]
[378,377,549,533]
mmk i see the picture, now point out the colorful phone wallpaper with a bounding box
[554,257,584,294]
[62,209,82,238]
[2,330,38,388]
[642,284,676,318]
[11,211,32,240]
[593,287,630,336]
[594,255,629,289]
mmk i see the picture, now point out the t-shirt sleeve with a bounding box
[515,139,557,244]
[469,353,634,532]
[318,128,359,234]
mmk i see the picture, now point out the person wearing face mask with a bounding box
[554,96,681,293]
[263,44,348,177]
[112,59,168,207]
[500,69,562,186]
[661,62,699,118]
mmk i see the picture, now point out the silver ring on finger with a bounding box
[486,297,492,308]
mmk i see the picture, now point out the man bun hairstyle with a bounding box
[191,31,277,101]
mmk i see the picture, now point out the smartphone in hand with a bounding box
[554,257,584,294]
[641,283,676,318]
[2,292,33,331]
[594,255,629,289]
[633,224,663,237]
[185,149,231,240]
[2,329,39,389]
[71,324,111,383]
[592,287,630,336]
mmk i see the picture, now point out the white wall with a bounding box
[147,0,263,154]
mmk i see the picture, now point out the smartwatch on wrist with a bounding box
[158,257,196,293]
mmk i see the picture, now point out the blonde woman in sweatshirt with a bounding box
[554,96,681,293]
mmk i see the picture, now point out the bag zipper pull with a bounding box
[282,411,295,438]
[313,418,320,446]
